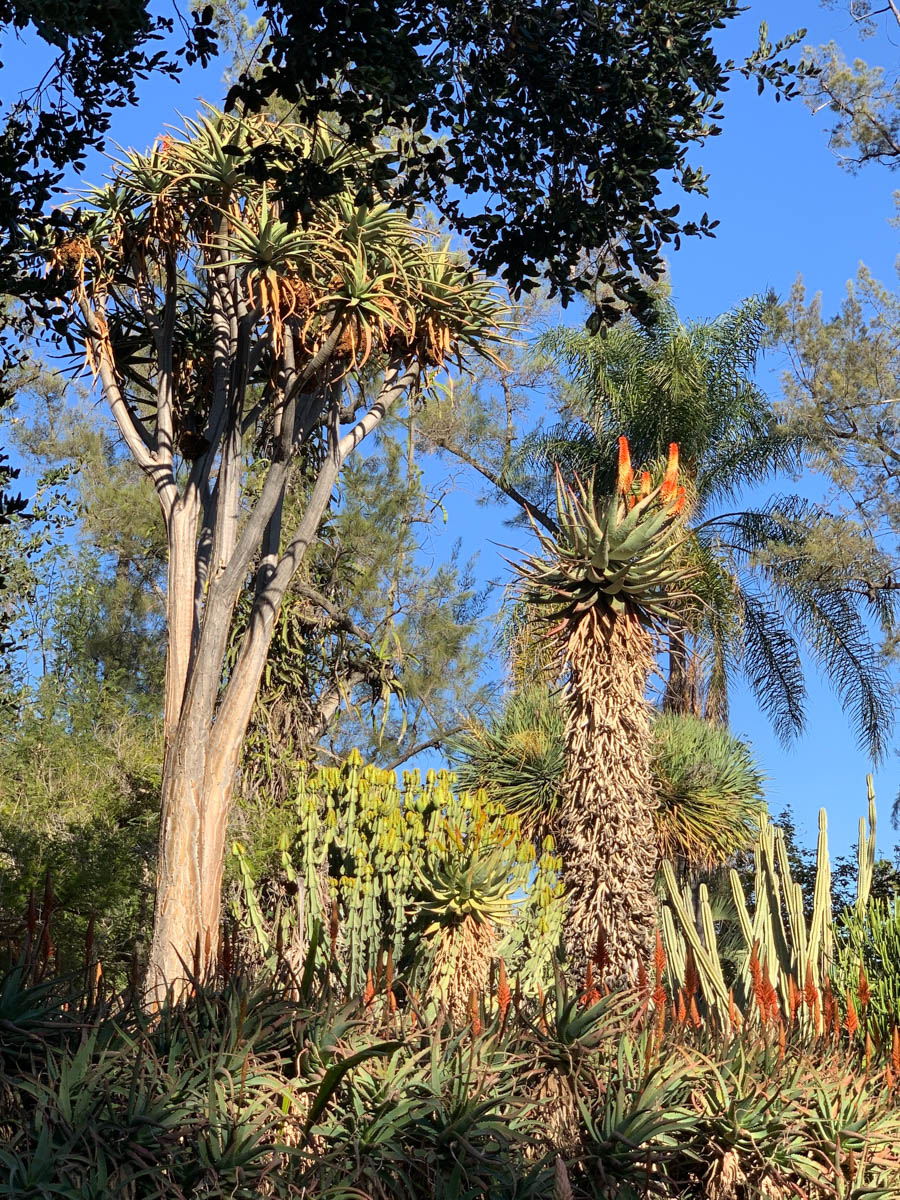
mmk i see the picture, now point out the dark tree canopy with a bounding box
[0,0,215,287]
[227,0,800,318]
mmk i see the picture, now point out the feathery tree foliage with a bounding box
[798,0,900,173]
[239,425,490,782]
[32,107,506,994]
[777,270,900,579]
[512,296,896,758]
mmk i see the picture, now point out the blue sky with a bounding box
[4,0,900,856]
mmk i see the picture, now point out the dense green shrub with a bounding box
[834,894,900,1044]
[0,688,160,980]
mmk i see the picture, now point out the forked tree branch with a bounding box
[207,359,419,764]
[82,298,178,518]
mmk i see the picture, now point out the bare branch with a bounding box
[154,252,178,460]
[80,297,177,519]
[429,433,558,533]
[382,727,467,772]
[207,359,419,764]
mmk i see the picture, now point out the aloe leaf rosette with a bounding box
[520,438,689,627]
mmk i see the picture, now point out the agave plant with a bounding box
[516,438,692,986]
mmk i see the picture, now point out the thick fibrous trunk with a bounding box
[557,605,659,988]
[148,649,265,994]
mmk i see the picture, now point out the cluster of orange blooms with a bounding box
[616,436,688,515]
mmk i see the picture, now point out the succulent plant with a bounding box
[514,438,692,988]
[231,753,564,1006]
[415,847,519,1021]
[518,440,690,627]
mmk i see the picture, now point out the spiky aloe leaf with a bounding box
[518,440,692,628]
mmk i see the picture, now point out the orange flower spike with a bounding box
[654,929,666,987]
[749,943,766,1021]
[676,988,687,1026]
[765,979,780,1025]
[660,442,680,501]
[803,962,817,1010]
[728,989,738,1035]
[672,484,688,515]
[892,1026,900,1075]
[846,992,859,1038]
[363,968,375,1007]
[858,963,871,1009]
[468,989,482,1036]
[654,997,666,1041]
[689,995,702,1030]
[587,963,602,1007]
[822,986,835,1037]
[616,435,634,496]
[497,959,511,1024]
[639,470,652,499]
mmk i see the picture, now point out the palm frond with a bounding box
[738,588,807,743]
[450,685,566,831]
[776,577,893,763]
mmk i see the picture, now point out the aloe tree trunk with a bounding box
[559,605,659,987]
[149,367,418,997]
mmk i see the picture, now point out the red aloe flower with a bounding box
[660,442,679,501]
[497,958,511,1024]
[616,436,634,495]
[846,992,859,1038]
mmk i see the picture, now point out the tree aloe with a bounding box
[516,439,691,984]
[39,108,506,996]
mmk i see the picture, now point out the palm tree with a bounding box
[515,441,692,985]
[517,296,895,759]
